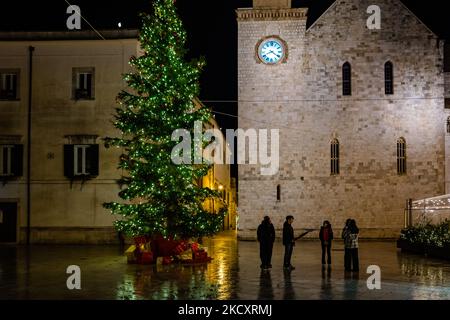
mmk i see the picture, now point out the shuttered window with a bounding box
[64,144,99,178]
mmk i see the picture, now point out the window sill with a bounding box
[0,98,20,102]
[68,174,98,180]
[72,98,96,101]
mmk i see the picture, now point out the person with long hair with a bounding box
[319,220,334,265]
[342,219,359,272]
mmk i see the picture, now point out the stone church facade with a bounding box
[237,0,448,238]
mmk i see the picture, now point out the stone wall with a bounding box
[0,39,137,243]
[19,227,119,244]
[238,0,448,239]
[0,37,236,244]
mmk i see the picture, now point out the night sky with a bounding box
[0,0,449,178]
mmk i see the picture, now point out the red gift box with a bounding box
[151,235,185,257]
[194,251,208,259]
[173,244,185,255]
[191,243,199,252]
[134,236,146,245]
[139,252,154,264]
[162,256,173,265]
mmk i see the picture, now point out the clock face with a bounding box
[259,39,284,64]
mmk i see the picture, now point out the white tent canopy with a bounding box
[410,194,450,225]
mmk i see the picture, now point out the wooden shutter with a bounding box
[11,144,23,177]
[86,73,92,98]
[64,145,75,178]
[86,144,99,177]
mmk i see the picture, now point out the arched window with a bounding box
[447,117,450,133]
[276,185,281,201]
[385,61,394,95]
[331,139,340,175]
[397,138,407,175]
[342,62,352,96]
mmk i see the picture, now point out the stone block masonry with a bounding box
[237,0,448,239]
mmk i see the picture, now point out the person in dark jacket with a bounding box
[342,219,359,272]
[319,220,334,265]
[282,215,296,270]
[257,216,276,269]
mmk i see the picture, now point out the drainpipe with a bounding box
[26,46,35,245]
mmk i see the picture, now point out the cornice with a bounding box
[236,8,308,22]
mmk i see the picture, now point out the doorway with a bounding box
[0,202,17,243]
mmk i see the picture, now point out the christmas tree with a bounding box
[104,0,226,240]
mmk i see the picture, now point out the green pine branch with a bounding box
[104,0,226,239]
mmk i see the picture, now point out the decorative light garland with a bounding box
[103,0,227,239]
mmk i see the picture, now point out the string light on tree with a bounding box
[104,0,226,240]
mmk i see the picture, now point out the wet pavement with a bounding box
[1,231,450,300]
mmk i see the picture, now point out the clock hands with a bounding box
[260,40,283,63]
[268,49,281,58]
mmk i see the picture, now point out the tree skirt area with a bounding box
[126,235,212,265]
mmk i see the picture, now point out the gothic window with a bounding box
[331,139,340,175]
[385,61,394,95]
[397,138,407,175]
[342,62,351,96]
[447,117,450,133]
[276,185,281,201]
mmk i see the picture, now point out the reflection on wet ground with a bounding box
[0,231,449,300]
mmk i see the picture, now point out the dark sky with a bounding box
[0,0,448,178]
[1,0,448,132]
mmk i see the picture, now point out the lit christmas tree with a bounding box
[104,0,226,240]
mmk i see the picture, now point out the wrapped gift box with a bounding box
[179,248,192,261]
[194,251,208,260]
[162,256,173,265]
[139,252,154,265]
[125,245,138,264]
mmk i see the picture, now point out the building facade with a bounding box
[0,30,235,244]
[237,0,449,239]
[199,111,237,231]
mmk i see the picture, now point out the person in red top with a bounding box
[319,220,334,265]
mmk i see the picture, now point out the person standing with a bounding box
[257,216,276,269]
[342,219,351,271]
[342,219,359,272]
[283,215,296,270]
[319,220,334,265]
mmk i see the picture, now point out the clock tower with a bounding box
[236,0,446,240]
[236,1,308,239]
